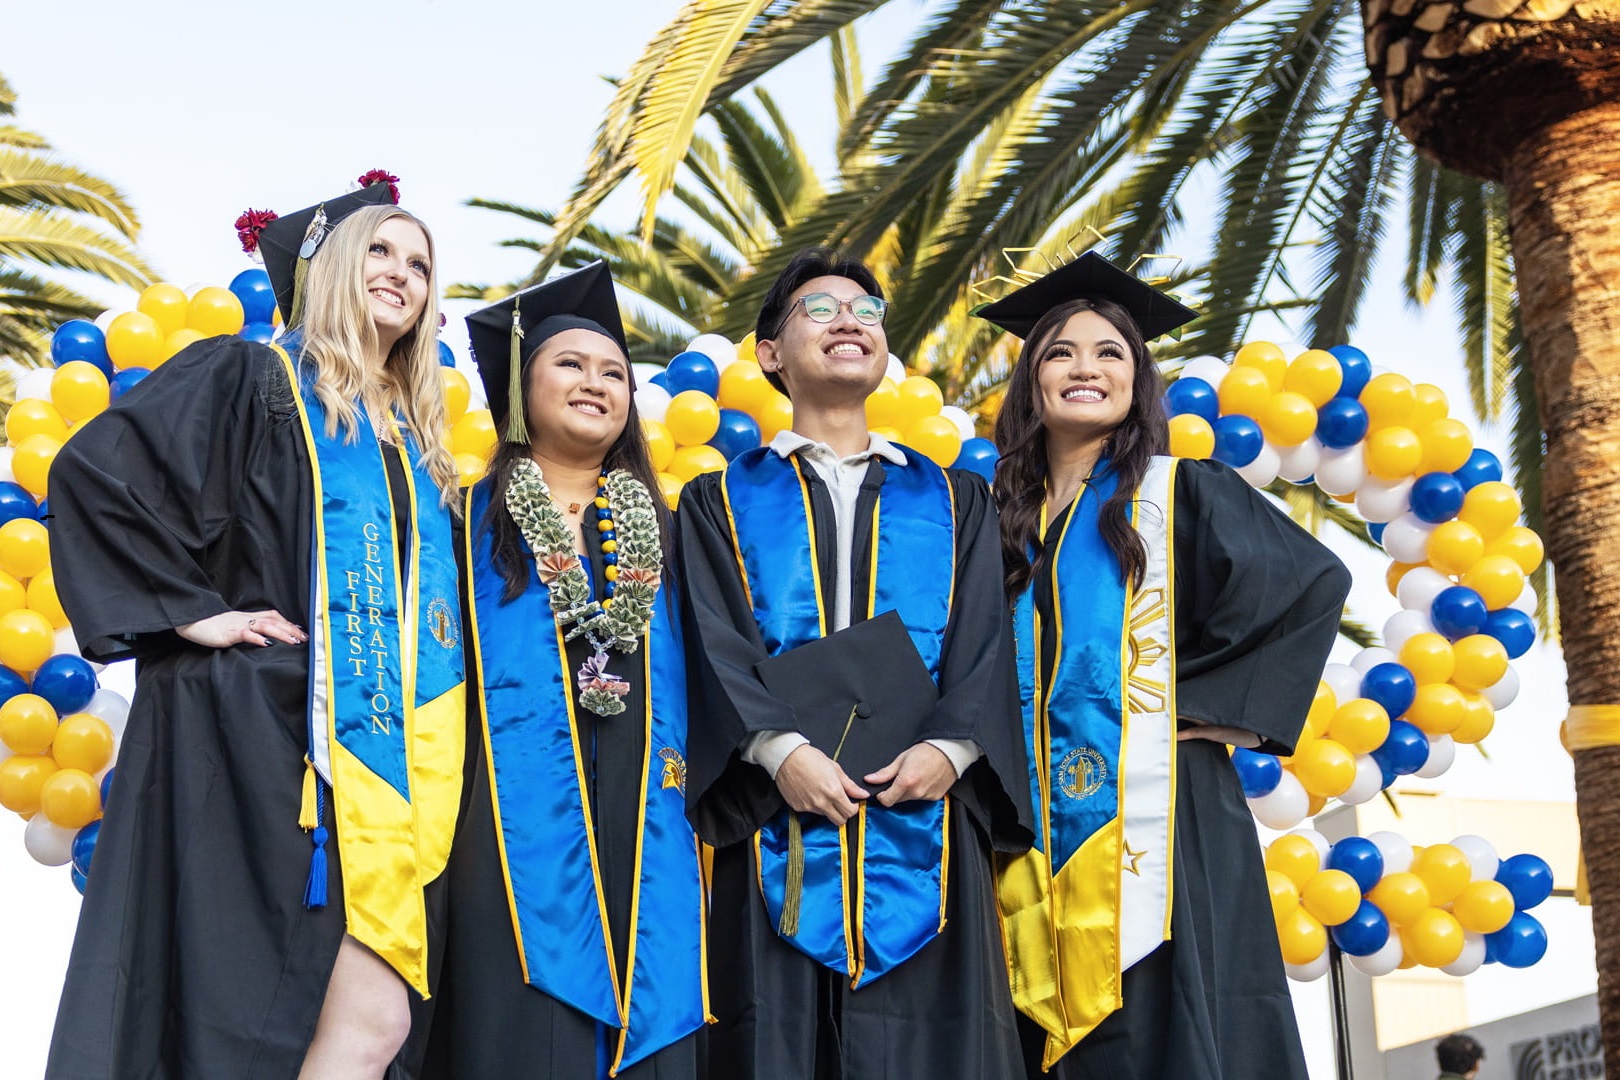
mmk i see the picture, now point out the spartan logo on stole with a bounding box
[427,598,458,648]
[659,748,687,794]
[1058,747,1107,800]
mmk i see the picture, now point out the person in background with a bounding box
[1435,1032,1486,1079]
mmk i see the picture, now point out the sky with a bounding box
[0,3,1592,1077]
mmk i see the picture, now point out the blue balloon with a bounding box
[1232,748,1282,799]
[952,437,998,484]
[438,340,456,367]
[663,351,721,397]
[1315,397,1369,449]
[1409,472,1466,524]
[0,482,37,527]
[110,367,151,401]
[1483,608,1535,659]
[1454,448,1504,491]
[31,654,97,715]
[239,321,276,344]
[35,497,48,526]
[0,664,29,705]
[1329,345,1372,400]
[1496,853,1554,910]
[1486,911,1548,968]
[1431,586,1489,640]
[1371,752,1399,790]
[708,408,762,461]
[1361,663,1417,720]
[229,268,278,325]
[1211,415,1263,468]
[1165,377,1219,423]
[1367,522,1386,545]
[71,820,100,877]
[51,319,113,377]
[1377,719,1429,776]
[99,766,117,806]
[648,371,669,390]
[1327,837,1385,894]
[1330,899,1391,957]
[71,866,88,896]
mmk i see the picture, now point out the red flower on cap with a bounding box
[357,169,401,204]
[234,208,280,254]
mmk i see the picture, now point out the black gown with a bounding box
[45,339,437,1079]
[1022,458,1352,1079]
[418,518,699,1079]
[679,459,1033,1080]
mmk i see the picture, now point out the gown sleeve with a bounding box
[48,338,280,663]
[1172,458,1353,755]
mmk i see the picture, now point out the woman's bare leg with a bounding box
[298,935,411,1079]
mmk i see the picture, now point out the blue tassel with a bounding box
[304,825,329,909]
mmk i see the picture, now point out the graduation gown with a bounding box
[1021,458,1352,1079]
[679,457,1033,1080]
[420,505,702,1079]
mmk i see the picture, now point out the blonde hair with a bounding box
[296,204,459,507]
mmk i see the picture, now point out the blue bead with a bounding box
[601,530,616,541]
[603,553,618,564]
[597,506,612,520]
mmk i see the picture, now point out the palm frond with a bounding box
[0,207,152,287]
[0,149,141,236]
[832,24,863,132]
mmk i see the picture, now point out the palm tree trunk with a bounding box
[1503,98,1620,1061]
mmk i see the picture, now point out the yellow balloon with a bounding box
[0,608,55,672]
[894,376,944,427]
[0,518,50,580]
[39,767,100,829]
[864,378,903,430]
[1425,520,1485,577]
[736,332,757,366]
[668,444,726,483]
[453,453,486,488]
[1451,634,1509,691]
[440,367,471,424]
[1365,426,1423,480]
[719,360,771,414]
[665,391,721,447]
[50,361,111,424]
[5,399,68,445]
[1292,738,1356,797]
[1461,554,1525,610]
[1452,880,1515,934]
[1283,349,1343,406]
[1216,366,1270,418]
[755,393,794,443]
[641,419,676,473]
[51,713,114,775]
[26,569,67,629]
[1306,682,1336,739]
[0,693,58,755]
[904,415,962,468]
[1369,871,1431,926]
[870,426,904,443]
[1277,906,1328,966]
[1168,414,1215,460]
[160,328,206,365]
[9,433,55,501]
[1328,698,1390,756]
[137,282,190,336]
[1399,633,1456,686]
[1410,384,1449,428]
[1458,481,1520,540]
[1407,683,1467,735]
[1360,373,1415,430]
[106,311,165,370]
[1264,834,1320,890]
[0,570,24,616]
[449,409,498,460]
[1259,391,1318,447]
[1484,525,1544,575]
[1412,844,1472,906]
[656,471,683,510]
[0,753,57,814]
[187,286,246,337]
[1233,341,1287,391]
[1418,418,1474,474]
[1451,691,1496,744]
[1302,869,1363,927]
[1267,870,1301,924]
[1403,908,1465,968]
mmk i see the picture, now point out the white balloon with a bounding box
[631,363,665,387]
[0,741,11,764]
[634,384,672,423]
[1179,355,1231,390]
[1449,834,1501,882]
[1351,647,1398,676]
[15,368,56,403]
[1414,733,1456,779]
[1383,609,1437,654]
[85,689,130,741]
[1441,932,1487,977]
[1340,754,1385,805]
[939,405,977,443]
[1314,445,1366,497]
[1235,443,1281,488]
[1381,513,1435,565]
[1366,830,1414,875]
[1397,567,1453,614]
[1248,771,1309,831]
[1322,663,1362,706]
[24,814,75,866]
[1356,476,1415,524]
[0,447,14,484]
[93,309,118,333]
[1482,666,1520,711]
[53,625,81,659]
[1350,933,1404,977]
[1277,438,1322,483]
[1511,581,1539,616]
[1288,828,1331,864]
[686,333,738,371]
[885,355,906,383]
[1286,952,1331,981]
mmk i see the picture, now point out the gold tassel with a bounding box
[779,812,804,937]
[289,256,310,329]
[299,758,319,830]
[505,304,528,443]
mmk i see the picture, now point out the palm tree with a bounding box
[0,72,152,367]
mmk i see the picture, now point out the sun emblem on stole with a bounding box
[1125,587,1169,715]
[427,598,458,648]
[658,747,687,794]
[1058,746,1107,800]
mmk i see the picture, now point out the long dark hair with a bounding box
[481,346,672,603]
[992,297,1168,601]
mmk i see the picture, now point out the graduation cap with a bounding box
[255,182,398,328]
[464,261,630,445]
[973,251,1198,341]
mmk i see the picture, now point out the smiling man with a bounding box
[678,248,1033,1079]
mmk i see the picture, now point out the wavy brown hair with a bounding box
[992,297,1168,600]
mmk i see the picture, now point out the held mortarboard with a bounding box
[973,251,1199,341]
[464,261,630,445]
[255,182,398,329]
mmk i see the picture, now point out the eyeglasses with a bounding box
[775,293,888,336]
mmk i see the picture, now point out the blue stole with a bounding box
[275,346,465,998]
[721,444,956,988]
[465,481,708,1074]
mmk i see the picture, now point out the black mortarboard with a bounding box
[257,183,397,327]
[973,251,1199,341]
[464,261,629,444]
